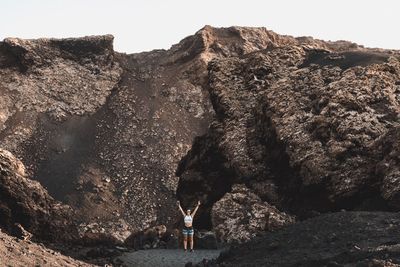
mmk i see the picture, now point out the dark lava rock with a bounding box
[80,232,122,247]
[177,38,400,241]
[210,212,400,267]
[211,185,294,243]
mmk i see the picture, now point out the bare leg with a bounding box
[190,235,194,250]
[183,235,187,250]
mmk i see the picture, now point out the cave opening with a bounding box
[175,133,236,230]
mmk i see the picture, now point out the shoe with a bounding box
[190,249,194,252]
[184,249,187,252]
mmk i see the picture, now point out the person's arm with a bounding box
[177,201,185,216]
[191,201,201,218]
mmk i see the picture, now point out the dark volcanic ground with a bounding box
[214,212,400,267]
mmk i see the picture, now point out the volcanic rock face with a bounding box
[0,35,121,123]
[0,35,128,239]
[100,25,313,230]
[1,26,400,250]
[1,26,311,235]
[176,28,400,240]
[0,149,78,242]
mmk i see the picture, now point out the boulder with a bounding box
[211,185,294,243]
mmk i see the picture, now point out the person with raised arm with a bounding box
[177,200,200,252]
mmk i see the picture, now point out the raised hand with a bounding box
[177,201,185,216]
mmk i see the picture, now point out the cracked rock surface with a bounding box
[176,28,400,241]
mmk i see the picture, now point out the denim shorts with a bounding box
[182,226,194,236]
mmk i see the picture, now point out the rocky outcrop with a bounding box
[166,25,298,65]
[211,185,294,243]
[97,25,313,231]
[0,35,121,123]
[0,149,78,242]
[0,35,124,235]
[177,29,400,241]
[0,31,205,234]
[209,212,400,266]
[1,26,400,252]
[3,35,115,70]
[257,50,400,212]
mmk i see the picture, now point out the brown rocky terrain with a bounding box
[177,32,400,236]
[1,25,400,265]
[0,25,331,236]
[0,228,93,267]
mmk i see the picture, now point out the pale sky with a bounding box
[1,0,399,53]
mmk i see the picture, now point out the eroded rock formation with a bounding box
[176,27,400,241]
[0,148,78,242]
[0,26,330,235]
[1,26,400,254]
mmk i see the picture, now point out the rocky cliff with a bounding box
[177,31,400,240]
[0,26,327,235]
[1,26,400,260]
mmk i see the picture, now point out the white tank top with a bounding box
[184,215,193,224]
